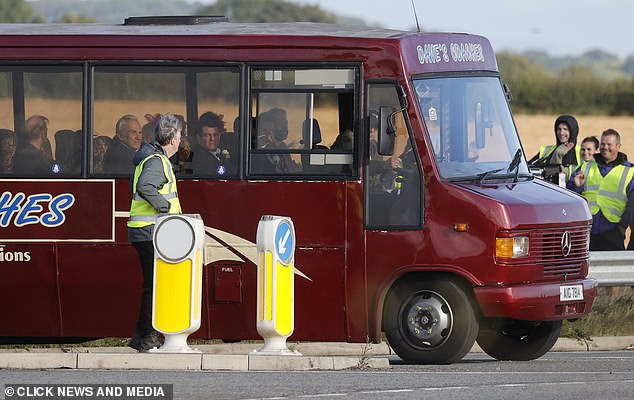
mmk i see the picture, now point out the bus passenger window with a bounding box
[0,68,82,178]
[249,67,357,178]
[92,67,240,179]
[193,70,241,179]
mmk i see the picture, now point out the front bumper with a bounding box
[473,278,598,321]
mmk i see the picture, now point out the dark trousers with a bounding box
[590,228,625,251]
[132,241,155,336]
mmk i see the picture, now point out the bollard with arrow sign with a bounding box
[252,215,301,355]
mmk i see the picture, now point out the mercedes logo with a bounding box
[562,208,567,216]
[561,231,572,257]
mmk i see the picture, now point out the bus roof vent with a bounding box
[124,16,229,26]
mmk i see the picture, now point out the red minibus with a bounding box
[0,17,596,364]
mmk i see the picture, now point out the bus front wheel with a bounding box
[383,278,478,364]
[476,318,562,361]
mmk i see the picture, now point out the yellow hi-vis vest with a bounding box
[581,161,634,223]
[127,153,181,228]
[539,144,582,179]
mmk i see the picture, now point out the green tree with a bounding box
[197,0,338,23]
[497,52,552,113]
[622,55,634,76]
[610,77,634,115]
[550,65,610,114]
[56,13,98,23]
[0,0,44,23]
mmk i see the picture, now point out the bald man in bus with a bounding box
[103,114,143,175]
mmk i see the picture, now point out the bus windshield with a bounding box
[414,76,530,182]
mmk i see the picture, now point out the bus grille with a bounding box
[530,226,590,278]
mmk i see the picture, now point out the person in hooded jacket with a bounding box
[528,115,582,183]
[127,114,183,352]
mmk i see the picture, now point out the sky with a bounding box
[189,0,634,59]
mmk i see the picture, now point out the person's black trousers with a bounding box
[132,241,155,336]
[590,228,625,251]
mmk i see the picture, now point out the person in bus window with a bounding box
[368,110,399,193]
[331,129,353,150]
[92,135,112,174]
[254,107,300,173]
[141,113,161,144]
[0,128,16,174]
[127,113,183,352]
[190,111,236,176]
[55,129,81,175]
[580,135,600,163]
[13,115,54,176]
[103,114,143,175]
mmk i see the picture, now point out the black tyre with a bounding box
[383,278,478,364]
[476,318,562,361]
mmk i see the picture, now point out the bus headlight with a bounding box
[496,236,529,258]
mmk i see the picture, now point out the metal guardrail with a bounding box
[588,251,634,286]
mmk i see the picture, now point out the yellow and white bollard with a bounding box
[150,214,205,353]
[252,216,301,355]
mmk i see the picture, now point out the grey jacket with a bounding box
[127,141,172,243]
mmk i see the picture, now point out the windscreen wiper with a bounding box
[478,168,504,184]
[507,148,522,183]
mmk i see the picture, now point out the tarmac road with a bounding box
[1,337,633,399]
[0,351,633,400]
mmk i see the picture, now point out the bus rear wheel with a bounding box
[383,278,478,364]
[476,318,562,361]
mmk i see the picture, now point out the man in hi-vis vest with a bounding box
[127,114,182,352]
[528,115,582,184]
[569,129,634,251]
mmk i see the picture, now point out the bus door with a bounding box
[363,82,424,340]
[205,66,360,341]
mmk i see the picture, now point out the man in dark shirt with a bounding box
[190,111,236,176]
[13,115,53,176]
[103,114,143,175]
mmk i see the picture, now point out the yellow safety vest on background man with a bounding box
[539,144,582,179]
[128,153,182,228]
[582,161,634,223]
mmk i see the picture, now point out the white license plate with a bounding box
[560,284,584,301]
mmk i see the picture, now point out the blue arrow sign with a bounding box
[275,220,294,264]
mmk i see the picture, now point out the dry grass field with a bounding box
[515,114,634,159]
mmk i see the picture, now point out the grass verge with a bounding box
[561,286,634,338]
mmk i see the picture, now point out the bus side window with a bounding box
[92,67,240,179]
[366,83,422,229]
[1,68,82,178]
[249,67,357,178]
